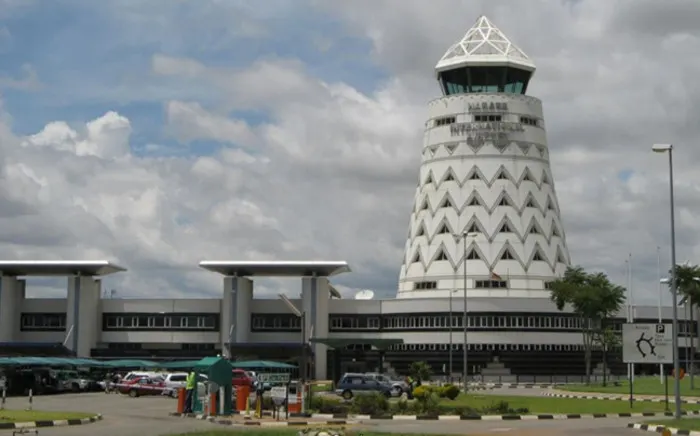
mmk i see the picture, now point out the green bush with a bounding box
[478,400,529,415]
[350,392,389,415]
[441,384,460,400]
[414,392,442,416]
[411,385,430,400]
[309,396,349,414]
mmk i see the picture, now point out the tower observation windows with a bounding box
[474,114,501,122]
[438,66,532,95]
[435,116,456,126]
[414,281,437,290]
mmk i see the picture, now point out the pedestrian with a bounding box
[184,371,196,413]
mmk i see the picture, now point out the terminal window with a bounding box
[102,313,219,331]
[474,280,508,288]
[20,313,66,331]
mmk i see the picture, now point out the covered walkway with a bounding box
[310,338,404,381]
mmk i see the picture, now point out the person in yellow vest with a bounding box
[184,371,196,413]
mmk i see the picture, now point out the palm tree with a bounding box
[668,263,700,388]
[550,266,626,384]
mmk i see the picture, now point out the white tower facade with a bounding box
[397,16,571,299]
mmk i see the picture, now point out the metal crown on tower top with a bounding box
[435,16,536,95]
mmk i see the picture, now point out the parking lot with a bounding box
[0,388,655,436]
[0,392,214,436]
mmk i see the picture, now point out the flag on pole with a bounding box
[490,270,502,280]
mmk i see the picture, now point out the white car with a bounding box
[161,372,208,398]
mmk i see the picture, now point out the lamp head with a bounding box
[652,143,673,153]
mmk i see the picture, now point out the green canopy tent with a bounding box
[231,360,296,369]
[0,357,107,367]
[100,359,159,368]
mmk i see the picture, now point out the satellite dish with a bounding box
[355,289,375,300]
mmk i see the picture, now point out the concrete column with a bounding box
[221,276,253,350]
[302,276,330,380]
[66,276,100,357]
[0,276,20,342]
[17,279,26,301]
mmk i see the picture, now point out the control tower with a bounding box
[397,16,571,299]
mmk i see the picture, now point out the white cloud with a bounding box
[2,1,700,304]
[165,101,257,146]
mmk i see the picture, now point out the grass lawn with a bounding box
[559,376,700,397]
[441,393,699,414]
[642,418,700,431]
[0,410,94,423]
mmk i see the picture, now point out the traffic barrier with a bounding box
[177,388,185,414]
[235,385,250,412]
[208,393,217,417]
[288,386,303,414]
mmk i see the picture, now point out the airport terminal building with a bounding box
[0,16,693,382]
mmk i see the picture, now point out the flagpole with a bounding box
[658,246,664,384]
[629,253,635,382]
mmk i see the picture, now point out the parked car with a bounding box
[118,376,166,397]
[123,371,162,382]
[335,373,393,400]
[161,372,208,398]
[364,373,409,395]
[55,370,91,392]
[232,370,255,389]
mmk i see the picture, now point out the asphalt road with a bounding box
[0,390,651,436]
[358,417,644,435]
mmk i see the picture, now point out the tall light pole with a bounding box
[461,231,478,393]
[652,143,681,419]
[449,289,453,382]
[657,246,663,383]
[448,289,459,382]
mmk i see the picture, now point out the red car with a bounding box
[232,370,255,388]
[118,376,166,397]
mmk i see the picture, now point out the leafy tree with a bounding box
[409,361,432,384]
[666,263,700,388]
[594,327,621,386]
[549,266,626,384]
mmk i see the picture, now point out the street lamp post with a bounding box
[461,231,478,393]
[652,143,682,419]
[449,290,453,382]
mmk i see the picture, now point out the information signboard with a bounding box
[622,323,673,364]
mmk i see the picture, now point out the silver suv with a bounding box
[364,373,409,395]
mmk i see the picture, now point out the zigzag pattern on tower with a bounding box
[410,214,563,245]
[419,165,553,191]
[404,240,569,273]
[423,140,548,159]
[414,188,558,217]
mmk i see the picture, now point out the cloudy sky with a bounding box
[1,0,699,303]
